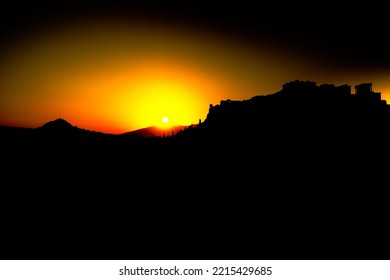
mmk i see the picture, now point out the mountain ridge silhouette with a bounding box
[2,80,390,144]
[119,124,195,138]
[0,117,195,138]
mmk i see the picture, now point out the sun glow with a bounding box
[159,116,172,131]
[118,63,219,131]
[7,16,389,134]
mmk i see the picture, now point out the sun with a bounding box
[160,116,171,130]
[162,116,169,124]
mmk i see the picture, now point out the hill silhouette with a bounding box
[1,80,389,260]
[120,124,193,138]
[38,117,74,130]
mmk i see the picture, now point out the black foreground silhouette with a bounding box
[1,80,388,260]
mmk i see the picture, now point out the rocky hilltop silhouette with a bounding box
[175,80,390,141]
[171,80,388,167]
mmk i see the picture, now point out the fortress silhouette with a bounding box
[174,80,389,146]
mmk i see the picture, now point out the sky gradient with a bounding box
[1,1,389,134]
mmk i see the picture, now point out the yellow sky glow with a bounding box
[0,16,389,134]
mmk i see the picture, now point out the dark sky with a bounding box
[2,0,389,69]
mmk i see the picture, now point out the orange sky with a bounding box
[1,15,389,134]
